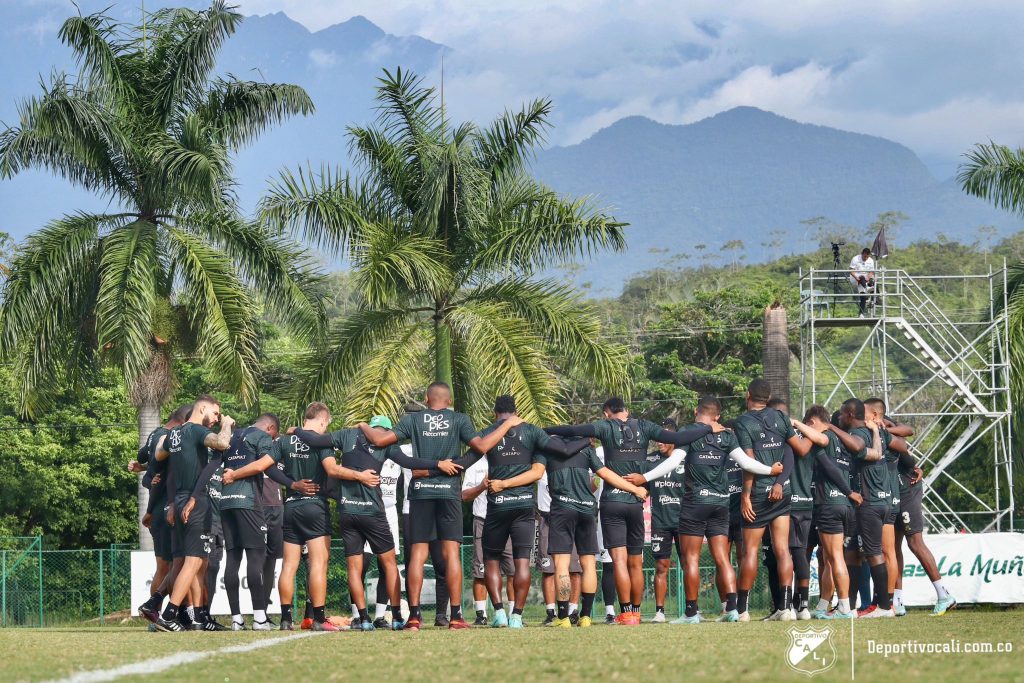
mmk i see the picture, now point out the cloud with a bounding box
[308,48,337,68]
[231,0,1024,164]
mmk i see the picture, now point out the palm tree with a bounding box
[261,69,631,425]
[0,2,323,548]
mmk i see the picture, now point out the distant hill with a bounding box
[531,107,1022,290]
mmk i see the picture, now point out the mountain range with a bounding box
[0,7,1018,291]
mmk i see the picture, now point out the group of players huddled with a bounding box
[130,378,955,633]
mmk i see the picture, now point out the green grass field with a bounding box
[2,610,1021,683]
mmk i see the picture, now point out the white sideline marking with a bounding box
[45,632,321,683]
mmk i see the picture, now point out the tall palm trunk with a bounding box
[130,349,174,550]
[762,302,790,407]
[434,310,453,387]
[136,400,160,550]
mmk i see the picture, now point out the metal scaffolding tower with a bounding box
[798,265,1014,532]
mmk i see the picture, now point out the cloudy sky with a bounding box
[224,0,1024,177]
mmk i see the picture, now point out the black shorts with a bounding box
[814,505,856,538]
[264,505,284,559]
[650,529,681,560]
[150,508,173,562]
[742,497,791,529]
[173,496,210,559]
[728,516,743,544]
[535,511,583,572]
[677,502,729,538]
[600,501,645,555]
[482,508,534,560]
[473,517,513,578]
[899,484,925,536]
[408,498,463,543]
[884,501,899,526]
[207,519,225,565]
[789,509,813,548]
[549,506,599,556]
[284,502,331,545]
[340,512,395,556]
[221,508,268,550]
[856,505,887,557]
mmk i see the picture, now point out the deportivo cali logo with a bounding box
[785,626,837,676]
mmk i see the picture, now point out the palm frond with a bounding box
[474,98,552,178]
[299,307,420,406]
[151,113,232,211]
[164,225,260,403]
[462,277,633,397]
[259,165,370,255]
[200,79,313,149]
[373,67,442,148]
[347,125,419,214]
[336,323,430,423]
[958,142,1024,216]
[59,13,127,97]
[446,301,565,425]
[0,74,128,195]
[351,223,451,308]
[472,178,627,273]
[186,211,327,340]
[95,220,159,383]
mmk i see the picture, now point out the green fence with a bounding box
[0,536,774,626]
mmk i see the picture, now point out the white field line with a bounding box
[43,631,321,683]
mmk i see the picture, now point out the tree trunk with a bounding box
[434,312,453,388]
[762,302,790,407]
[137,399,160,551]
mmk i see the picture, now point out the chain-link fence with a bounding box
[1,536,775,626]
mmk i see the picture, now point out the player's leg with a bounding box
[508,508,535,626]
[822,532,853,617]
[278,542,301,630]
[346,552,367,617]
[471,516,489,625]
[376,549,405,629]
[737,525,766,619]
[437,496,466,627]
[906,532,955,614]
[624,504,645,618]
[243,517,269,629]
[768,514,794,618]
[600,554,616,622]
[706,507,737,622]
[857,506,892,616]
[882,521,898,606]
[306,536,335,631]
[790,512,811,618]
[223,547,244,627]
[405,542,429,628]
[262,506,283,620]
[676,534,704,623]
[649,530,670,622]
[578,552,598,626]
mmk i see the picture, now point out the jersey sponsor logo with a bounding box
[493,493,532,505]
[555,493,593,507]
[785,626,836,676]
[169,430,182,449]
[657,495,681,506]
[339,497,375,507]
[828,489,847,498]
[790,494,813,504]
[422,413,451,436]
[289,435,310,453]
[652,479,682,490]
[413,481,450,489]
[698,488,729,499]
[875,489,892,499]
[540,557,551,568]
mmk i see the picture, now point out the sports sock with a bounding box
[281,604,293,623]
[557,601,569,619]
[846,564,861,610]
[816,598,830,612]
[797,586,810,611]
[493,602,504,612]
[619,602,630,614]
[195,606,210,624]
[777,585,793,612]
[869,564,891,609]
[685,600,698,618]
[838,598,851,613]
[737,589,750,614]
[605,604,616,616]
[391,606,403,622]
[888,592,894,608]
[375,603,387,619]
[450,604,462,621]
[656,605,665,614]
[253,609,267,623]
[313,605,326,624]
[185,605,196,621]
[512,605,524,616]
[725,592,737,613]
[581,592,596,619]
[569,602,578,614]
[933,580,950,600]
[232,613,244,626]
[546,603,555,617]
[162,603,179,621]
[721,601,727,612]
[304,598,313,620]
[410,606,421,620]
[893,588,903,608]
[351,605,359,619]
[474,600,486,615]
[358,608,369,622]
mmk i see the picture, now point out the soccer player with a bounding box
[445,395,587,628]
[644,419,685,623]
[258,449,285,626]
[547,397,718,625]
[353,385,509,630]
[152,395,234,632]
[864,400,956,616]
[462,458,515,625]
[135,405,191,624]
[832,398,895,618]
[638,396,781,624]
[788,407,831,619]
[218,414,279,630]
[735,380,818,622]
[535,470,584,626]
[292,412,456,631]
[503,437,647,627]
[400,459,451,627]
[803,405,862,619]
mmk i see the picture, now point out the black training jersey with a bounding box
[536,447,604,514]
[813,431,852,507]
[393,409,476,501]
[681,428,739,507]
[271,434,333,509]
[591,418,663,505]
[851,425,892,508]
[220,427,274,511]
[479,421,548,511]
[735,408,796,503]
[167,422,212,500]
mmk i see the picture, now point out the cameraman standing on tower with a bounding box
[848,247,876,317]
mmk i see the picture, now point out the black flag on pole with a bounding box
[872,226,889,259]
